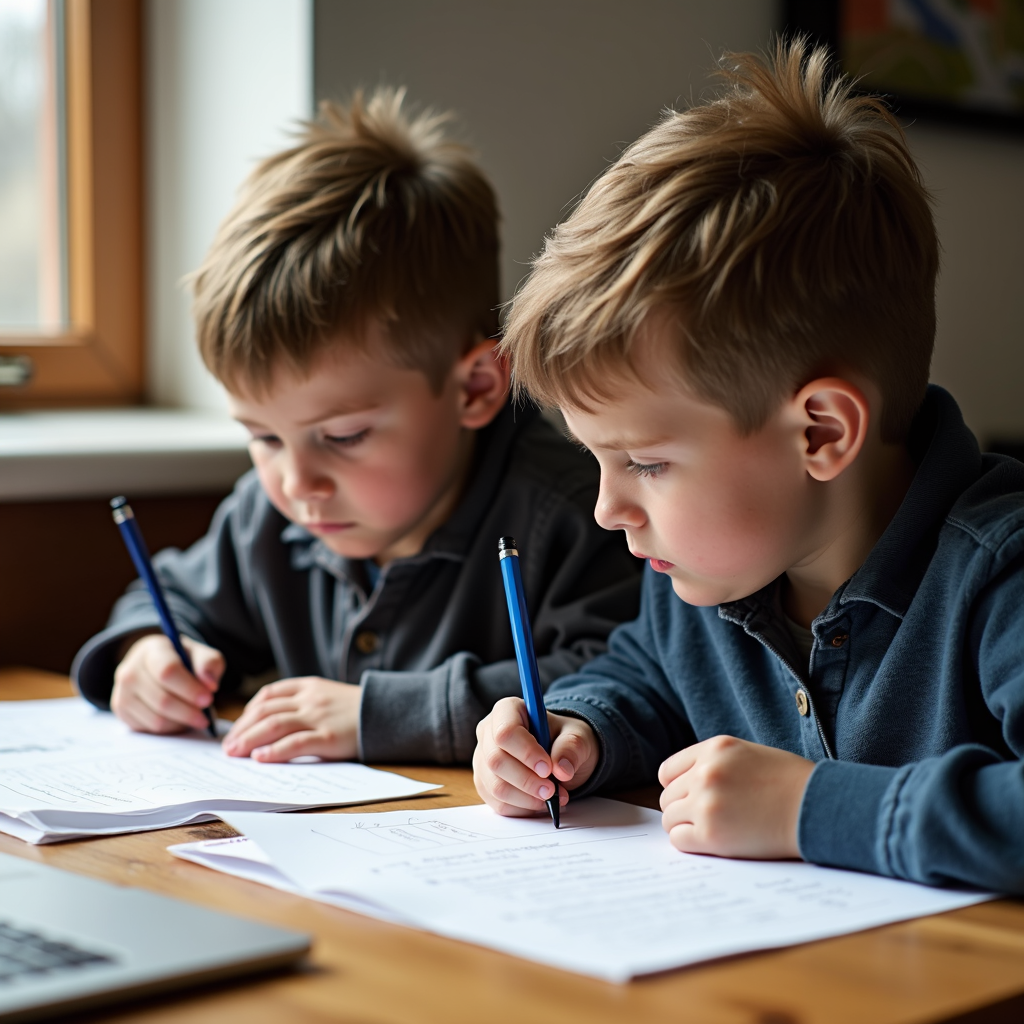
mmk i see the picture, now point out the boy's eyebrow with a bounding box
[232,403,380,432]
[297,403,380,426]
[232,417,272,433]
[564,428,673,452]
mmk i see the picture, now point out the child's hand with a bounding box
[222,677,361,762]
[111,634,223,734]
[473,696,599,817]
[658,736,815,859]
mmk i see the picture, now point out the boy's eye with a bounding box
[251,434,281,446]
[324,428,369,447]
[625,459,666,478]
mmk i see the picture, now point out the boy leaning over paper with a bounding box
[473,39,1024,893]
[72,90,641,766]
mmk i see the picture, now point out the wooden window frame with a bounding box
[0,0,143,409]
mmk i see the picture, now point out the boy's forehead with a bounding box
[227,346,403,421]
[561,365,737,451]
[561,401,676,452]
[231,390,379,426]
[558,311,698,448]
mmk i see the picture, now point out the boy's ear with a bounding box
[793,377,871,482]
[454,336,510,429]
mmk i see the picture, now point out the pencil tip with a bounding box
[547,795,560,829]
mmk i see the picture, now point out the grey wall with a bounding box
[908,126,1024,444]
[314,0,1024,444]
[314,0,778,300]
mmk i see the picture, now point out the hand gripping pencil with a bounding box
[498,536,560,828]
[110,496,217,738]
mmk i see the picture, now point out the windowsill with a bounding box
[0,408,252,501]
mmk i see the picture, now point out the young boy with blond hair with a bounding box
[473,41,1024,893]
[73,90,640,764]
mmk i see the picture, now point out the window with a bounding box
[0,0,142,407]
[0,0,64,331]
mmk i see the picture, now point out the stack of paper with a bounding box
[0,699,439,843]
[170,799,993,982]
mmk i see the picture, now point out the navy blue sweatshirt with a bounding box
[547,387,1024,893]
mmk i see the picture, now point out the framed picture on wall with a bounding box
[783,1,1024,132]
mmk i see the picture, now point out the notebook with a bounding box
[0,699,439,843]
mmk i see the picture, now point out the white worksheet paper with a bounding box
[168,834,411,924]
[212,800,992,982]
[0,698,439,843]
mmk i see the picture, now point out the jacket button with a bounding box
[355,631,380,655]
[795,689,810,716]
[831,633,849,648]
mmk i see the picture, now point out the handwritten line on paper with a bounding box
[312,819,594,854]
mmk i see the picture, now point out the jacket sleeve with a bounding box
[541,567,698,795]
[799,548,1024,893]
[71,474,279,708]
[357,490,644,764]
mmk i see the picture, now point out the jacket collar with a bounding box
[837,384,980,619]
[721,385,981,628]
[418,400,540,558]
[281,401,540,581]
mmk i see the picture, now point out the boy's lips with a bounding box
[631,551,675,573]
[302,521,355,534]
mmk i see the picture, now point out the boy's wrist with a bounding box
[115,628,161,664]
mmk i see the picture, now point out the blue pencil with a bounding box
[110,496,217,738]
[498,535,560,828]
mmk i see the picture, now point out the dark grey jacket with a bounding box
[72,404,642,764]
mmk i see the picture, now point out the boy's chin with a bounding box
[668,574,752,608]
[316,533,383,560]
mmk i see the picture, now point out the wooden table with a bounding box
[3,668,1024,1024]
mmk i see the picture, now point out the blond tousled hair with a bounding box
[192,89,500,393]
[501,38,938,442]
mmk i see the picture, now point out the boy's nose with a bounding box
[282,458,334,502]
[594,483,646,532]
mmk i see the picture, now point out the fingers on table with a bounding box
[224,708,306,756]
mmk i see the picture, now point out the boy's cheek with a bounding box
[250,458,288,513]
[344,466,430,524]
[656,502,799,605]
[663,541,776,607]
[257,475,297,523]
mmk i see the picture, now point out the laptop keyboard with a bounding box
[0,922,116,982]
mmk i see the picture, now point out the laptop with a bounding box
[0,852,310,1022]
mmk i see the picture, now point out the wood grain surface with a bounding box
[2,667,1023,1024]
